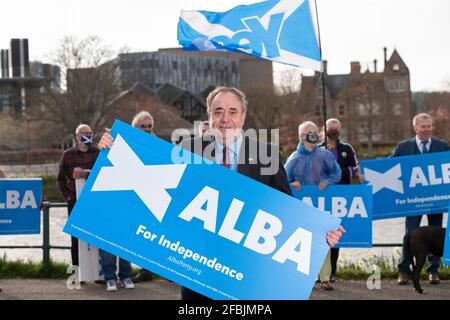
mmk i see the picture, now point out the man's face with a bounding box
[136,119,154,134]
[76,126,93,144]
[326,122,341,140]
[414,118,433,141]
[209,92,246,144]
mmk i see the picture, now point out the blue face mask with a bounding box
[80,135,93,145]
[305,132,319,144]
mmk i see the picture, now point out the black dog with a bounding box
[403,226,446,294]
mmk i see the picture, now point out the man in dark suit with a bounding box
[180,86,345,300]
[395,113,450,285]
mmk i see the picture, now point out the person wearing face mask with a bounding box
[284,121,342,291]
[319,118,359,283]
[57,124,99,267]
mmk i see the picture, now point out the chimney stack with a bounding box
[323,60,328,74]
[350,61,361,75]
[1,49,8,78]
[374,59,377,73]
[383,47,387,69]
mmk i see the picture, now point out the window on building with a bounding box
[172,61,178,70]
[316,86,323,100]
[389,80,405,92]
[0,94,11,108]
[358,102,381,116]
[231,62,238,73]
[120,60,134,69]
[393,103,403,115]
[140,60,154,68]
[357,125,382,142]
[338,105,345,116]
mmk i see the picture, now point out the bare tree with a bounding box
[352,85,384,157]
[244,84,309,160]
[275,68,302,96]
[39,35,120,140]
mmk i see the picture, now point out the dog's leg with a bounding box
[413,253,427,294]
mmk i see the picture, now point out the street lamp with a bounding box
[24,114,32,167]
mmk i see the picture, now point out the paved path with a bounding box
[0,279,449,300]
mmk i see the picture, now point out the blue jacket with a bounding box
[284,143,342,186]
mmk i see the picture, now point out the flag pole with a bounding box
[313,0,327,146]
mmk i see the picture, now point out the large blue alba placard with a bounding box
[64,120,341,300]
[0,178,42,235]
[291,185,372,248]
[360,152,450,220]
[444,200,450,267]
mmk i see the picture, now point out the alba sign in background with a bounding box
[0,178,42,235]
[291,185,373,248]
[360,152,450,219]
[444,200,450,267]
[64,120,340,300]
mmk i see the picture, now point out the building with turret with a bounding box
[297,47,411,145]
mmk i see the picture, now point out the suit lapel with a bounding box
[202,136,216,161]
[411,138,421,155]
[237,136,253,176]
[429,138,437,153]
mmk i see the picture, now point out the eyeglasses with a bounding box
[139,124,153,129]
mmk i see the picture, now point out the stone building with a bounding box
[297,48,411,146]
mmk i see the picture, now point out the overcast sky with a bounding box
[1,0,449,92]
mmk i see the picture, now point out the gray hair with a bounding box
[412,113,432,127]
[206,86,248,113]
[132,111,154,128]
[326,118,341,128]
[75,124,91,135]
[298,121,319,139]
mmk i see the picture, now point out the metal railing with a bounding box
[0,201,70,269]
[0,201,403,269]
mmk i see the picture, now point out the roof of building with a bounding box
[157,83,206,106]
[107,81,159,106]
[107,82,192,136]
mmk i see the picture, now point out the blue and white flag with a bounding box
[291,185,373,248]
[64,120,341,300]
[0,178,42,235]
[178,0,322,71]
[360,151,450,220]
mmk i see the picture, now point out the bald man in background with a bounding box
[57,124,99,266]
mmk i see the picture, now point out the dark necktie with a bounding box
[222,147,230,168]
[421,140,429,154]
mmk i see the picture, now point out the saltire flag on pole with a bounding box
[178,0,323,71]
